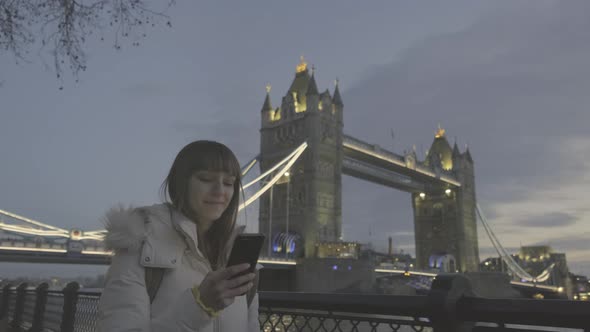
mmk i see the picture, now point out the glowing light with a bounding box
[419,193,426,199]
[510,281,561,292]
[296,55,307,73]
[257,259,297,266]
[0,209,68,233]
[0,246,67,253]
[238,143,307,210]
[242,142,306,190]
[374,269,437,277]
[271,109,281,122]
[0,224,69,237]
[70,229,83,241]
[445,189,452,195]
[435,124,446,138]
[81,250,113,256]
[284,171,290,177]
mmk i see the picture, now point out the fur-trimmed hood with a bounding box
[102,204,147,251]
[102,203,247,254]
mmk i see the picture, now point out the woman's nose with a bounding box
[211,180,224,193]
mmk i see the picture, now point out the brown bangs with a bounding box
[188,142,241,179]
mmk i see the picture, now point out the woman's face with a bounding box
[187,170,236,225]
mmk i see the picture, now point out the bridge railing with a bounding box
[1,275,589,332]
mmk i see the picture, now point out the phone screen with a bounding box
[226,233,265,277]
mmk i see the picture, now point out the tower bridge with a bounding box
[259,57,478,272]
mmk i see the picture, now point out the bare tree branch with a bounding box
[0,0,37,61]
[0,0,175,81]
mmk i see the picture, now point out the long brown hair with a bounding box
[161,140,242,269]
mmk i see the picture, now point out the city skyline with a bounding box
[1,1,589,277]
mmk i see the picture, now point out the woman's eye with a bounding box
[199,177,213,182]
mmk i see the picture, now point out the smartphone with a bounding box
[226,233,265,278]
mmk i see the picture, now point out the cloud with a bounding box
[336,2,590,277]
[532,233,590,253]
[516,212,578,228]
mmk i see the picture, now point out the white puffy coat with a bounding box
[97,203,261,332]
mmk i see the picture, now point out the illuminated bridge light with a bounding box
[257,259,297,266]
[81,250,113,256]
[374,268,437,277]
[0,246,67,253]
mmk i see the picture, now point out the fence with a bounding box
[1,275,589,331]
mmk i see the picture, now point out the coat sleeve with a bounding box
[97,249,214,332]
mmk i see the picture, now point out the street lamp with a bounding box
[284,171,290,259]
[267,180,274,257]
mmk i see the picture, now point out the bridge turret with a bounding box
[259,58,344,259]
[425,125,453,171]
[464,147,473,164]
[286,56,312,116]
[332,80,343,106]
[261,85,275,128]
[452,142,461,162]
[413,128,480,273]
[306,69,320,113]
[452,144,479,272]
[333,80,343,125]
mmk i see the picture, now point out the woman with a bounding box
[97,140,260,332]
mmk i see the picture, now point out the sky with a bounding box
[1,1,588,278]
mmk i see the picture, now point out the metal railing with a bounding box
[1,275,589,331]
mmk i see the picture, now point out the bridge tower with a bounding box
[412,127,480,272]
[259,58,343,258]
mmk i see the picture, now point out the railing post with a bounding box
[29,282,48,332]
[60,282,79,332]
[0,284,12,320]
[0,284,14,331]
[427,274,475,332]
[9,283,28,332]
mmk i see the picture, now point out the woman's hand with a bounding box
[198,263,256,311]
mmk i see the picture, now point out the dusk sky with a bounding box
[1,1,589,278]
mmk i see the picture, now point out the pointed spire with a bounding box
[306,68,318,95]
[464,144,473,163]
[452,142,460,157]
[333,78,343,106]
[261,84,272,111]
